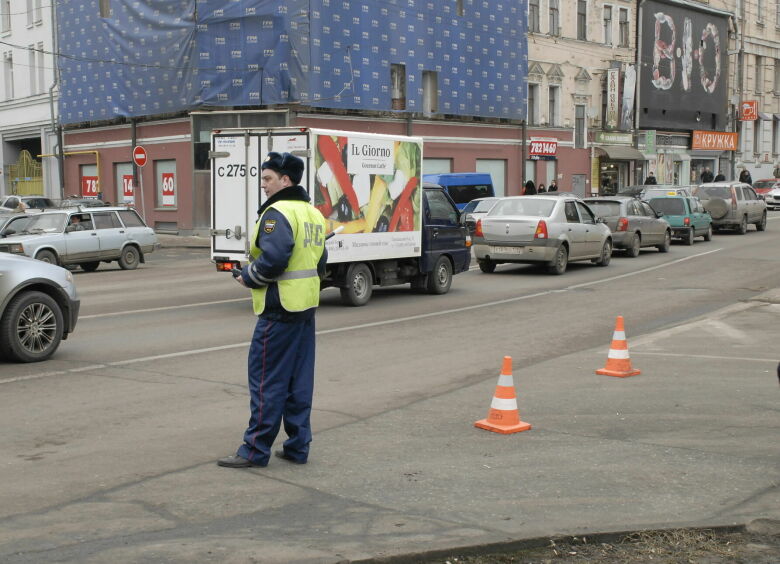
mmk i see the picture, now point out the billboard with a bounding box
[638,0,729,131]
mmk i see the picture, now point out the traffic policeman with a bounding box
[218,151,327,468]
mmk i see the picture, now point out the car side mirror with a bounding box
[656,211,664,218]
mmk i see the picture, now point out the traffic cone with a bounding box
[474,356,532,434]
[596,315,641,377]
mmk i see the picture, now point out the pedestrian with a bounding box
[773,164,780,178]
[548,180,558,192]
[738,168,753,186]
[218,151,328,469]
[643,172,657,185]
[714,173,726,182]
[537,183,546,193]
[700,167,714,183]
[523,180,537,195]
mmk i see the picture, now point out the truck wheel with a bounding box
[340,263,373,306]
[478,259,496,273]
[0,291,64,362]
[427,256,453,294]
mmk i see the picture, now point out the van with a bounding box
[422,173,495,210]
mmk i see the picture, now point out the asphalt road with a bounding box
[1,213,779,563]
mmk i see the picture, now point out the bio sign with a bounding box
[638,0,728,130]
[529,138,558,160]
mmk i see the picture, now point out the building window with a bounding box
[618,8,629,47]
[527,83,539,125]
[155,160,177,208]
[27,0,34,26]
[34,0,42,24]
[775,59,780,93]
[99,0,111,18]
[603,6,612,45]
[28,46,36,96]
[777,2,780,27]
[2,0,10,32]
[756,55,763,93]
[422,70,438,114]
[548,86,559,126]
[549,0,560,36]
[529,0,540,33]
[37,43,44,93]
[575,105,586,148]
[754,120,761,156]
[773,119,779,156]
[757,0,764,23]
[3,52,13,100]
[577,0,587,41]
[390,63,406,110]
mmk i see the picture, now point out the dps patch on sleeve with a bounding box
[263,219,277,234]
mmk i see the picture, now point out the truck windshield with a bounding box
[447,184,493,204]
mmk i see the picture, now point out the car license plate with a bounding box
[491,245,523,255]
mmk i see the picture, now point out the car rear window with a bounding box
[472,198,498,212]
[584,201,620,217]
[490,198,555,217]
[696,186,731,198]
[649,198,685,215]
[446,184,493,204]
[118,209,147,227]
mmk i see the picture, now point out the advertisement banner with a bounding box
[161,172,175,206]
[529,137,558,160]
[314,133,423,263]
[606,69,620,130]
[638,0,729,130]
[620,65,636,130]
[740,100,758,121]
[81,176,99,198]
[122,174,135,204]
[691,130,738,151]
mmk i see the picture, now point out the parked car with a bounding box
[0,195,57,210]
[693,182,767,233]
[0,213,37,238]
[647,196,712,245]
[0,252,79,362]
[59,198,110,208]
[0,207,158,271]
[764,186,780,210]
[751,179,779,196]
[583,196,672,256]
[473,195,612,275]
[460,197,499,233]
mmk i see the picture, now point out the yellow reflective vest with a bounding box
[249,200,326,315]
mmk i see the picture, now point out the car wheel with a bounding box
[340,263,373,306]
[80,261,100,272]
[478,258,496,273]
[0,291,64,363]
[685,228,695,246]
[703,225,713,241]
[756,211,767,232]
[657,230,671,253]
[35,249,57,264]
[427,256,453,295]
[118,246,140,270]
[737,215,748,235]
[593,239,612,266]
[626,233,640,258]
[547,244,568,275]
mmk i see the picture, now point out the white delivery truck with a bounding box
[210,127,471,306]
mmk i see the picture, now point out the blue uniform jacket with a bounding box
[240,185,327,321]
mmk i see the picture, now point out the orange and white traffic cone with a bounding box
[596,315,641,378]
[474,356,532,434]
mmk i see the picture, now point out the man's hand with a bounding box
[235,275,247,287]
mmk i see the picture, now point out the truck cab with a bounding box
[422,173,495,210]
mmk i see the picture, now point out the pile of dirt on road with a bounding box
[427,524,780,564]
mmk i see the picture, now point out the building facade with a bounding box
[0,0,59,199]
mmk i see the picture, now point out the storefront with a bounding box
[592,132,643,194]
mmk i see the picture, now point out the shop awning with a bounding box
[759,112,773,120]
[594,145,645,160]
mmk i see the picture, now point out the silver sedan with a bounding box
[473,195,612,275]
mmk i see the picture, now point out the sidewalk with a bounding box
[155,233,210,248]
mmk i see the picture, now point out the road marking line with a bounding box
[632,351,778,363]
[79,298,250,319]
[1,248,726,385]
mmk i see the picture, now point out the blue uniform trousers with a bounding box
[237,316,316,466]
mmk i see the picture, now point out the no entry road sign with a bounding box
[133,146,148,167]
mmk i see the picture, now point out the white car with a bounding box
[0,207,158,271]
[764,187,780,210]
[472,195,613,275]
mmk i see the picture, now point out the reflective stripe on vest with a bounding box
[249,200,326,315]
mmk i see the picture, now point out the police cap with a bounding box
[261,152,304,185]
